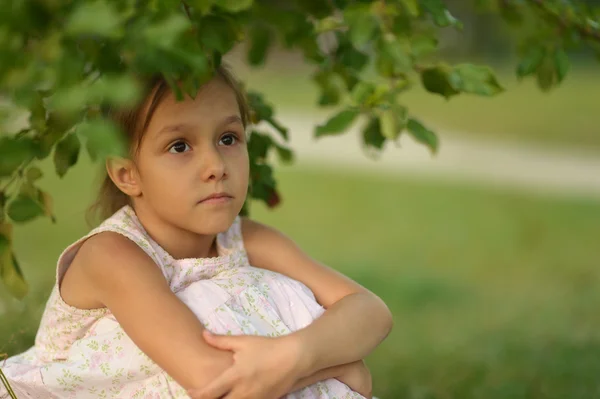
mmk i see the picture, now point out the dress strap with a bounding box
[55,206,163,285]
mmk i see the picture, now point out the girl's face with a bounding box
[133,77,249,235]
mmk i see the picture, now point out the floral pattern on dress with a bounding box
[1,206,365,399]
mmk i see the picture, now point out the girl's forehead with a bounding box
[148,78,240,128]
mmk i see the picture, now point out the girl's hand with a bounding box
[336,360,373,399]
[188,330,306,399]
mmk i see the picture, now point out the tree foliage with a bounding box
[1,0,599,298]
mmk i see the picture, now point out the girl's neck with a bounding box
[130,205,219,260]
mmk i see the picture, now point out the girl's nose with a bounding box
[200,146,227,182]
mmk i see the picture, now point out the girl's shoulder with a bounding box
[57,206,161,310]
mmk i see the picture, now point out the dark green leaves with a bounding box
[142,14,191,49]
[377,36,412,77]
[197,15,241,55]
[0,222,28,299]
[216,0,254,13]
[247,24,273,66]
[77,119,127,161]
[451,64,504,96]
[7,194,45,223]
[344,5,380,49]
[362,117,386,150]
[421,66,459,99]
[421,64,503,98]
[554,48,570,84]
[421,0,462,28]
[247,92,288,140]
[379,104,407,140]
[517,46,570,91]
[316,108,360,137]
[517,46,546,78]
[65,1,124,38]
[248,131,294,164]
[407,118,438,154]
[0,137,35,178]
[54,133,81,178]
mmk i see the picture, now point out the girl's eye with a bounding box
[219,134,238,146]
[168,141,191,154]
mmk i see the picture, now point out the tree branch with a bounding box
[526,0,600,43]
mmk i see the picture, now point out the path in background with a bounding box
[277,113,600,200]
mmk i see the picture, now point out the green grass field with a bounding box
[2,156,600,398]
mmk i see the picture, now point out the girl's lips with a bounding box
[199,192,233,204]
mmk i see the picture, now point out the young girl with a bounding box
[0,65,393,399]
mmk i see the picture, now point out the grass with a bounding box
[237,60,600,151]
[2,157,600,398]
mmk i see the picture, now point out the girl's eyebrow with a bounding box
[156,115,243,136]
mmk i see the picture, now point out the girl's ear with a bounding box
[106,157,142,197]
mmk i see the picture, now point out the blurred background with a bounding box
[2,1,600,398]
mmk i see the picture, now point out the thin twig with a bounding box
[526,0,600,42]
[0,166,23,194]
[182,1,193,20]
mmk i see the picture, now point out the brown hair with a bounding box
[87,64,251,224]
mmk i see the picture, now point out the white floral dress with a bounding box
[1,206,365,399]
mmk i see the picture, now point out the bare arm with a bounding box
[241,219,393,378]
[70,232,233,391]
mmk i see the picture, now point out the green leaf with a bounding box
[197,15,240,54]
[0,137,35,178]
[54,133,81,178]
[29,91,47,132]
[297,0,334,19]
[351,81,376,105]
[7,193,45,223]
[411,35,438,58]
[517,46,545,78]
[65,0,123,38]
[315,16,343,33]
[450,64,504,96]
[26,167,43,182]
[420,66,459,99]
[0,227,8,255]
[380,36,412,71]
[0,191,6,217]
[248,24,273,66]
[216,0,253,12]
[313,70,342,107]
[536,57,556,92]
[248,92,274,122]
[401,0,420,16]
[77,119,127,161]
[345,6,379,49]
[336,38,369,72]
[407,118,438,154]
[189,0,215,14]
[362,117,385,150]
[379,104,408,140]
[266,118,289,141]
[554,48,570,83]
[0,223,28,299]
[421,0,462,28]
[273,143,294,164]
[49,85,89,113]
[500,4,523,26]
[316,109,360,137]
[248,131,272,160]
[143,14,191,49]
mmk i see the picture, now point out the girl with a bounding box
[0,65,393,399]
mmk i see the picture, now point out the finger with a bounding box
[188,367,237,399]
[203,330,246,351]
